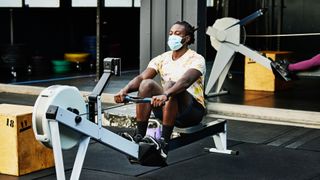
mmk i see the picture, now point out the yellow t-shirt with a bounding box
[147,49,206,108]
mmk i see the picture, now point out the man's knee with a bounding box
[139,79,158,92]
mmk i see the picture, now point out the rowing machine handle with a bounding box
[124,96,152,103]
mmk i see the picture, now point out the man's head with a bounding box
[172,21,196,45]
[167,21,197,51]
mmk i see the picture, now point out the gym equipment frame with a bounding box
[205,9,276,97]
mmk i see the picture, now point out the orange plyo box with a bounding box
[244,51,292,91]
[0,104,54,176]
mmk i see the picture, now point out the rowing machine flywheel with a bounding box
[32,85,86,150]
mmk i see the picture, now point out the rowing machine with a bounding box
[205,9,277,97]
[32,58,236,180]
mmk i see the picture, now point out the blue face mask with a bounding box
[167,35,183,51]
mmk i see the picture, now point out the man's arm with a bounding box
[150,69,201,107]
[164,69,202,97]
[114,68,157,103]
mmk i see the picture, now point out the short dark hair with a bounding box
[174,21,197,45]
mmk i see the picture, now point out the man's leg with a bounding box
[161,81,193,142]
[161,97,177,142]
[136,79,163,138]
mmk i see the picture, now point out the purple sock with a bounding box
[288,54,320,72]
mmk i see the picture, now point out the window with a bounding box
[0,0,22,7]
[25,0,60,7]
[134,0,140,7]
[207,0,214,7]
[72,0,97,7]
[105,0,132,7]
[72,0,135,8]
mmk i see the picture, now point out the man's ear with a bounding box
[182,35,190,44]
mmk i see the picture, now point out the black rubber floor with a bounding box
[141,142,320,180]
[4,135,320,180]
[1,68,320,179]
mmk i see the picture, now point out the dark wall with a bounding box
[0,7,140,71]
[1,1,318,75]
[206,7,221,62]
[229,0,320,60]
[282,0,320,60]
[104,8,140,70]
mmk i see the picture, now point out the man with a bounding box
[114,21,206,161]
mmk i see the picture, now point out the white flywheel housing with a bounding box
[32,85,86,150]
[210,17,240,50]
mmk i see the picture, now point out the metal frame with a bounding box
[46,104,235,179]
[46,104,139,180]
[44,57,131,180]
[89,58,120,122]
[171,119,236,154]
[205,9,273,97]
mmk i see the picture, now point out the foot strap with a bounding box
[137,141,167,166]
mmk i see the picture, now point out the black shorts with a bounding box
[152,94,206,128]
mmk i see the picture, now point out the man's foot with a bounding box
[158,138,168,160]
[270,59,292,81]
[138,136,168,166]
[120,132,144,164]
[142,137,168,160]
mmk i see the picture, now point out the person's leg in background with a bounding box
[271,53,320,81]
[288,54,320,72]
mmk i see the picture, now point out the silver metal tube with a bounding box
[10,9,14,45]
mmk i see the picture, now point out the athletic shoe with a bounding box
[141,136,168,160]
[158,138,168,160]
[133,134,143,143]
[270,59,292,81]
[120,132,143,164]
[137,136,168,166]
[121,132,143,143]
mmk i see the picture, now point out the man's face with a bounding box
[169,24,189,45]
[169,24,186,37]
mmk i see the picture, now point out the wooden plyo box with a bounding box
[244,51,292,92]
[0,104,54,176]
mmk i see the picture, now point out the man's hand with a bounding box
[114,89,128,103]
[151,94,168,107]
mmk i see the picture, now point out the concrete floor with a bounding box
[0,67,320,179]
